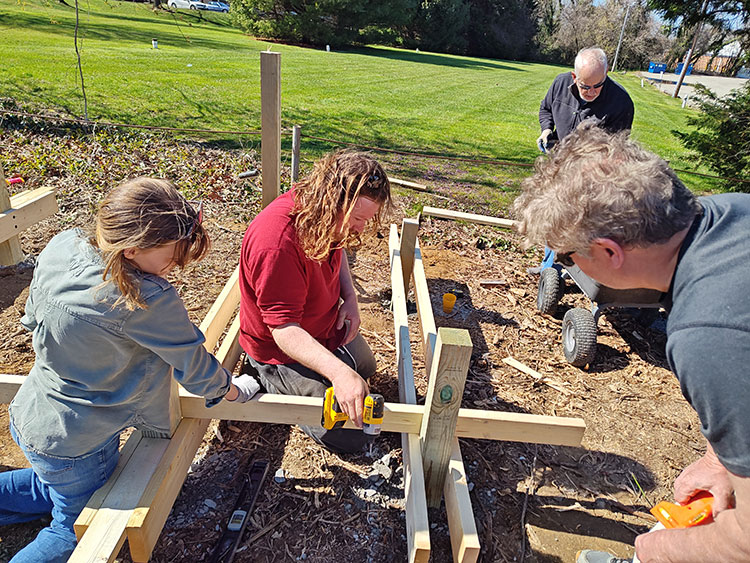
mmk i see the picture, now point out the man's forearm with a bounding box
[271,323,347,383]
[637,510,750,563]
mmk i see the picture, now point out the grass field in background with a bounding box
[0,0,721,194]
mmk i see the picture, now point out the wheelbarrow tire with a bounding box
[537,268,562,315]
[562,308,597,366]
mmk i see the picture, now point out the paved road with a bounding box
[638,71,748,104]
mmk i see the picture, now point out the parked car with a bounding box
[168,0,228,11]
[209,1,229,12]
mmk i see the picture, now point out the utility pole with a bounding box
[673,0,709,98]
[612,1,632,73]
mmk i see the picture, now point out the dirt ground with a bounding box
[0,118,705,563]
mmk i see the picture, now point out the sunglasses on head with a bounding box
[555,251,576,268]
[577,78,606,91]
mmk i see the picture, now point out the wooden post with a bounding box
[399,218,419,295]
[420,327,473,508]
[291,124,301,183]
[260,51,281,209]
[0,166,24,265]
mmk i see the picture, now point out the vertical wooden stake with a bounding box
[291,124,301,183]
[260,51,281,209]
[420,327,472,508]
[0,166,24,265]
[399,218,419,296]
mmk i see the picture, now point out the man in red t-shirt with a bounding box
[239,151,391,453]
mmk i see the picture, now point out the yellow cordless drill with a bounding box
[321,387,384,436]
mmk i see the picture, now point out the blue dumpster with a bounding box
[675,63,694,75]
[649,62,667,73]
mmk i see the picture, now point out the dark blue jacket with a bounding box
[539,72,634,141]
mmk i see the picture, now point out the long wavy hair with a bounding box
[91,177,209,310]
[293,151,391,261]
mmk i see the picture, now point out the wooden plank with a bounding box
[125,418,210,562]
[421,206,517,229]
[420,328,473,507]
[68,437,171,563]
[444,439,480,563]
[399,218,419,295]
[260,51,281,209]
[0,187,58,244]
[412,238,437,374]
[0,167,23,265]
[125,315,243,562]
[389,223,431,562]
[199,265,240,351]
[502,356,573,396]
[74,431,145,540]
[0,379,586,446]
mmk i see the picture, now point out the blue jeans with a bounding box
[0,423,120,563]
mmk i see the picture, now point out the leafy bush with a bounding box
[673,82,750,192]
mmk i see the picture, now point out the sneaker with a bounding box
[576,550,632,563]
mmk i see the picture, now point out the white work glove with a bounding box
[537,129,553,152]
[228,374,260,403]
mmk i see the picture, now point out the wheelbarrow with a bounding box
[537,258,665,366]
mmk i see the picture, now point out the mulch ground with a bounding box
[0,118,703,563]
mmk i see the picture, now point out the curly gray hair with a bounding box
[511,121,702,256]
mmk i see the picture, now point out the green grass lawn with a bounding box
[0,0,719,193]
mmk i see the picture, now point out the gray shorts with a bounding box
[242,333,377,453]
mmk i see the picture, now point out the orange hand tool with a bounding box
[650,492,714,529]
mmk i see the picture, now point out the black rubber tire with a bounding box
[537,267,562,315]
[562,308,597,366]
[189,4,197,8]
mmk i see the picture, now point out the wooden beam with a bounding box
[260,51,281,209]
[74,431,145,540]
[444,439,480,563]
[199,265,240,351]
[0,186,58,245]
[421,206,517,229]
[420,328,473,507]
[389,224,431,562]
[68,437,171,563]
[399,218,419,295]
[0,167,23,265]
[411,237,481,561]
[0,379,585,446]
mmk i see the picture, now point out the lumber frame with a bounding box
[421,206,517,229]
[1,167,58,265]
[0,186,59,247]
[389,224,431,563]
[260,51,281,209]
[408,227,480,562]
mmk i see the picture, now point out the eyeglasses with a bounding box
[577,78,606,91]
[555,251,576,267]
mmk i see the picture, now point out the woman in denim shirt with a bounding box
[0,178,259,562]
